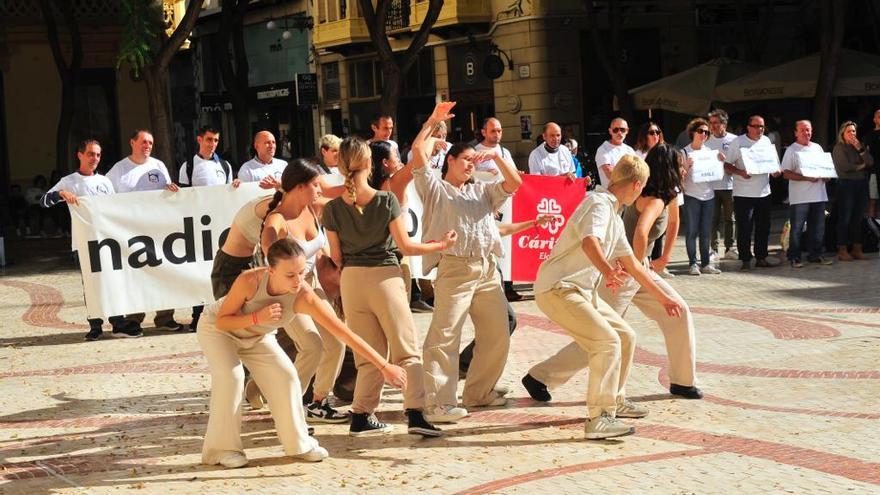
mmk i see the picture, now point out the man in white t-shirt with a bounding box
[237,131,287,188]
[707,109,738,260]
[40,139,129,341]
[369,114,400,158]
[106,129,183,333]
[528,122,576,180]
[595,118,636,187]
[474,117,514,174]
[780,120,833,267]
[723,115,782,270]
[178,126,240,188]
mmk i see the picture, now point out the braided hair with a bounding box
[338,137,372,213]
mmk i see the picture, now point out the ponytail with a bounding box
[338,136,372,214]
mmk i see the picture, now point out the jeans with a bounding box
[712,189,735,252]
[788,202,826,262]
[836,179,869,246]
[683,195,714,266]
[734,195,772,262]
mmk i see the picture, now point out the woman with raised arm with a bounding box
[197,238,407,468]
[322,106,458,437]
[413,101,524,424]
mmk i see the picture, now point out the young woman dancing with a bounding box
[322,104,458,437]
[197,238,407,468]
[414,102,523,423]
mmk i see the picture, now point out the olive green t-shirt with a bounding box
[322,191,403,267]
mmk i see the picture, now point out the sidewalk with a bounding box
[1,225,878,494]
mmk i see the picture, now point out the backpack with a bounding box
[182,155,232,186]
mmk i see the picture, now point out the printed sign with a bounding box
[796,151,837,178]
[741,144,780,175]
[689,149,725,183]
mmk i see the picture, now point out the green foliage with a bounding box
[116,0,164,77]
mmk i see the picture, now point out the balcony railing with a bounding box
[386,0,411,31]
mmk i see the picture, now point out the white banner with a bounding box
[741,144,780,175]
[797,151,837,178]
[689,149,725,183]
[71,183,266,318]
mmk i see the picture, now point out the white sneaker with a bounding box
[701,264,722,274]
[709,250,719,261]
[658,267,675,279]
[615,399,649,418]
[293,445,329,462]
[493,385,510,397]
[584,412,635,440]
[218,451,248,468]
[424,405,469,423]
[723,248,739,260]
[688,264,701,276]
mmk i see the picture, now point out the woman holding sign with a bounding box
[414,103,523,424]
[681,118,722,275]
[832,121,874,261]
[197,238,407,468]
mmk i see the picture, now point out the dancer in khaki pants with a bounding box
[197,239,407,468]
[523,146,702,406]
[323,104,458,437]
[522,156,682,439]
[415,103,523,423]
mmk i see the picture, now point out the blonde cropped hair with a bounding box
[320,134,342,150]
[610,154,649,187]
[338,136,372,213]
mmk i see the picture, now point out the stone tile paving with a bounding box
[1,236,878,494]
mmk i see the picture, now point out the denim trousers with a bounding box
[788,202,826,261]
[836,179,868,246]
[683,195,715,266]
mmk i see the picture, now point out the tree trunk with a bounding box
[812,0,847,147]
[143,68,175,170]
[585,0,633,123]
[56,81,76,173]
[379,62,403,121]
[218,0,252,164]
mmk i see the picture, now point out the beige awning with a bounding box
[628,58,755,116]
[715,49,880,102]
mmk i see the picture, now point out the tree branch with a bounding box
[39,0,68,77]
[156,0,204,69]
[400,0,443,71]
[359,0,394,61]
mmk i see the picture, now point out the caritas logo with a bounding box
[510,175,587,281]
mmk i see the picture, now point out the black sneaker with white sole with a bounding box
[84,327,103,341]
[406,409,443,437]
[112,321,143,338]
[155,319,185,331]
[306,398,349,424]
[349,413,393,437]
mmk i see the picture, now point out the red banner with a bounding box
[510,175,588,281]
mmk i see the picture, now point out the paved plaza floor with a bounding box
[1,232,878,494]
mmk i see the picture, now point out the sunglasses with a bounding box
[612,127,629,134]
[647,129,662,136]
[695,129,710,136]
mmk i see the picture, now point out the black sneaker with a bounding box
[349,413,393,437]
[670,383,704,399]
[84,327,103,341]
[406,409,443,437]
[112,321,143,338]
[308,426,315,436]
[522,373,551,402]
[189,315,200,333]
[306,398,349,424]
[155,319,185,331]
[409,299,434,313]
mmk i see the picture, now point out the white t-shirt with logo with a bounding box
[706,132,737,191]
[595,141,636,187]
[106,156,172,193]
[43,172,115,250]
[473,142,514,173]
[237,157,287,183]
[781,142,828,205]
[725,135,774,198]
[178,154,232,186]
[681,145,716,201]
[529,144,575,176]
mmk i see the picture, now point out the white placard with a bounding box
[71,183,266,317]
[741,145,780,175]
[689,149,725,183]
[796,151,837,178]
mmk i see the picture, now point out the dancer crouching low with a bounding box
[522,155,682,440]
[197,238,407,468]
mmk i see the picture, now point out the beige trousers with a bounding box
[598,268,697,387]
[282,273,345,399]
[197,321,317,464]
[529,287,636,419]
[340,265,426,413]
[423,255,510,409]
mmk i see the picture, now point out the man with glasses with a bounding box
[707,109,738,260]
[723,115,781,270]
[595,118,636,187]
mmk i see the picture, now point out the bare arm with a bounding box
[388,216,456,255]
[410,102,457,171]
[325,229,343,267]
[495,151,523,193]
[630,198,665,261]
[214,269,282,331]
[581,236,628,290]
[260,212,289,258]
[497,214,553,237]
